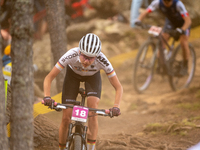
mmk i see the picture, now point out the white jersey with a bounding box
[147,0,188,17]
[55,47,116,78]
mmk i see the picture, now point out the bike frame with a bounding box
[66,88,88,150]
[133,23,196,92]
[66,119,87,149]
[52,88,110,150]
[151,29,176,76]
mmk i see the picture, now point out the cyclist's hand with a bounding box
[43,97,55,107]
[134,20,142,27]
[109,107,121,117]
[174,28,185,41]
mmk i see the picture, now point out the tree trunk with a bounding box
[44,0,67,93]
[0,24,9,150]
[10,0,34,149]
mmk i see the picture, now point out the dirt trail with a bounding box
[39,42,200,150]
[33,25,200,149]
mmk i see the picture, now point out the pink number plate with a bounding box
[71,106,89,123]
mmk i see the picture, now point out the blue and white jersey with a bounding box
[147,0,189,27]
[55,47,116,78]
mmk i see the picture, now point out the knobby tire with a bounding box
[169,44,196,91]
[68,135,82,150]
[133,40,157,93]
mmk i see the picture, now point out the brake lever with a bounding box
[109,111,113,118]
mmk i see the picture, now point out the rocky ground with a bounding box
[4,1,200,149]
[30,13,200,149]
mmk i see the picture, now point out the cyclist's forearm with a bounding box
[114,87,123,108]
[108,75,123,108]
[43,67,61,97]
[137,10,149,21]
[43,76,52,97]
[43,74,55,97]
[182,16,192,31]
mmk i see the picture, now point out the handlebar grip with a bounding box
[54,102,57,106]
[105,109,110,114]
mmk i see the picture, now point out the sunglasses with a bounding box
[80,53,95,61]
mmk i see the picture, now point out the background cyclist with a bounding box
[43,33,123,150]
[135,0,192,75]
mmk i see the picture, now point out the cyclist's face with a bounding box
[79,52,96,68]
[163,0,173,7]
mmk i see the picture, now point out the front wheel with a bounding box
[69,135,82,150]
[133,40,157,93]
[169,44,196,91]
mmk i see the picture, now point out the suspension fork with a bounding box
[75,122,88,150]
[66,123,73,148]
[82,126,88,150]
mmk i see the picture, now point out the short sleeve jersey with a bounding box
[147,0,189,27]
[55,47,116,78]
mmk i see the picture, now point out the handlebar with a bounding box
[136,22,178,39]
[56,103,110,116]
[41,100,111,117]
[137,23,152,29]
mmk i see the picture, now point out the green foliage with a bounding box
[196,89,200,98]
[124,31,136,39]
[182,119,196,127]
[179,131,187,136]
[144,123,166,133]
[144,119,197,136]
[190,116,200,121]
[177,102,200,110]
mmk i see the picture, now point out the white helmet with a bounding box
[79,33,101,57]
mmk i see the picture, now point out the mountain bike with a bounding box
[133,24,196,93]
[43,88,112,150]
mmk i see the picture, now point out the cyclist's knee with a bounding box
[87,96,99,108]
[61,111,71,125]
[62,116,71,125]
[180,35,189,42]
[88,115,98,123]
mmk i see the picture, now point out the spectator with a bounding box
[1,44,43,98]
[2,44,12,84]
[130,0,151,28]
[0,0,12,50]
[65,0,93,23]
[1,29,11,51]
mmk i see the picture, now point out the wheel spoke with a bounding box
[169,44,196,90]
[133,41,156,93]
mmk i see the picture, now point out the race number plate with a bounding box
[148,26,162,36]
[71,106,89,123]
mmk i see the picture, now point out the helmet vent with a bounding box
[79,33,101,57]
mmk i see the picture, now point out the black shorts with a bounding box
[62,65,102,104]
[163,19,191,36]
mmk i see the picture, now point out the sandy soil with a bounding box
[33,23,200,150]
